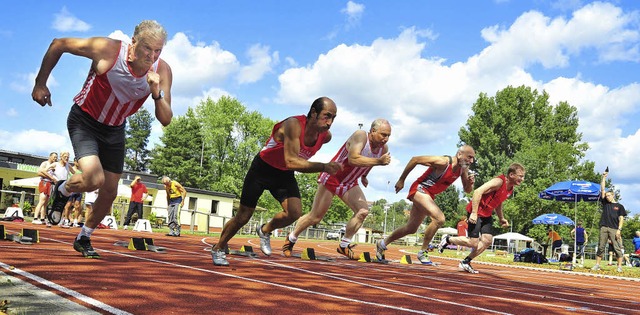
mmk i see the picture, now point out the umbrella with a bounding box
[538,180,600,263]
[532,213,575,225]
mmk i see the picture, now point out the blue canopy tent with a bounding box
[538,180,600,263]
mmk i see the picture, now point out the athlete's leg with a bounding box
[383,203,428,245]
[83,170,119,229]
[291,184,333,239]
[341,186,369,240]
[412,193,445,251]
[264,197,303,233]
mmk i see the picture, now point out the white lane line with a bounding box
[0,261,132,315]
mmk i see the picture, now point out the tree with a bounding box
[149,108,209,188]
[125,107,153,172]
[458,85,600,236]
[196,96,274,195]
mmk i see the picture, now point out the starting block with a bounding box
[133,219,152,232]
[400,255,412,264]
[114,237,166,253]
[291,248,336,262]
[0,225,35,244]
[215,244,259,257]
[358,252,389,264]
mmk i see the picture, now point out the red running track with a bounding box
[1,220,639,315]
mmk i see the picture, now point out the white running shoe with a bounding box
[375,240,386,261]
[417,250,433,265]
[212,249,229,266]
[459,261,479,274]
[32,219,43,225]
[256,224,272,256]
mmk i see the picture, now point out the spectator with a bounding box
[634,230,640,255]
[162,176,186,236]
[123,176,148,229]
[571,220,588,265]
[591,170,627,273]
[32,152,58,224]
[548,228,563,257]
[456,215,469,255]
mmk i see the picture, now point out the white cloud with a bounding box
[160,32,239,95]
[342,1,365,27]
[236,44,279,84]
[276,3,640,213]
[0,129,70,154]
[52,7,91,32]
[5,108,17,117]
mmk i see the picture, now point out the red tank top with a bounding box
[73,41,160,126]
[259,115,328,170]
[414,156,461,197]
[466,174,513,217]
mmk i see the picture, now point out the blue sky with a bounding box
[2,1,640,215]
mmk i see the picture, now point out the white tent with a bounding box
[491,232,534,253]
[436,227,458,235]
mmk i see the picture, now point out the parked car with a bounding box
[326,230,340,240]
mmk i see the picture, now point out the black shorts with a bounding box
[239,155,300,208]
[68,193,83,202]
[67,104,125,173]
[467,215,494,238]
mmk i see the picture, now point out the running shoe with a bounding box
[282,238,295,257]
[211,249,229,266]
[437,234,450,254]
[256,224,272,256]
[459,260,478,274]
[32,219,42,225]
[48,181,69,225]
[417,250,433,265]
[73,236,100,258]
[336,244,357,260]
[617,266,623,273]
[591,264,601,271]
[375,240,386,261]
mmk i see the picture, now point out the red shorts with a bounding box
[407,181,436,201]
[322,181,358,197]
[38,180,52,196]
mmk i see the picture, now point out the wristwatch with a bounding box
[152,89,164,100]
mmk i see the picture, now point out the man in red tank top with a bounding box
[211,97,342,266]
[376,145,476,264]
[32,20,174,259]
[438,163,526,273]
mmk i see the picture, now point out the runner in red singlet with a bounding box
[376,145,476,264]
[32,20,173,258]
[283,119,392,259]
[211,97,341,266]
[438,163,525,273]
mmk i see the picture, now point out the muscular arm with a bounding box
[470,177,504,216]
[282,118,326,173]
[33,37,120,106]
[346,130,390,167]
[460,169,474,193]
[37,161,54,180]
[150,59,173,126]
[394,155,448,193]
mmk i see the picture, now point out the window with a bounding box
[188,197,197,211]
[211,200,219,214]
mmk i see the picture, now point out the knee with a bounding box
[355,208,369,221]
[81,172,105,191]
[432,216,446,228]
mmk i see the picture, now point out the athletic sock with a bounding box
[463,256,472,264]
[379,239,387,249]
[339,237,352,248]
[76,226,95,240]
[288,233,297,243]
[58,181,71,197]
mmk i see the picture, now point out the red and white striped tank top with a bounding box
[73,42,160,126]
[319,134,383,187]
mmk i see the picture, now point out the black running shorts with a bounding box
[67,104,125,174]
[239,154,300,208]
[467,215,494,238]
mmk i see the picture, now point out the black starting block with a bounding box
[1,225,35,244]
[214,244,259,257]
[358,252,389,264]
[291,248,335,262]
[114,237,166,253]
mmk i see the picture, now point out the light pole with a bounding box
[358,123,363,129]
[383,204,389,236]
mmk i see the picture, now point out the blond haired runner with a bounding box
[284,119,391,259]
[32,20,173,258]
